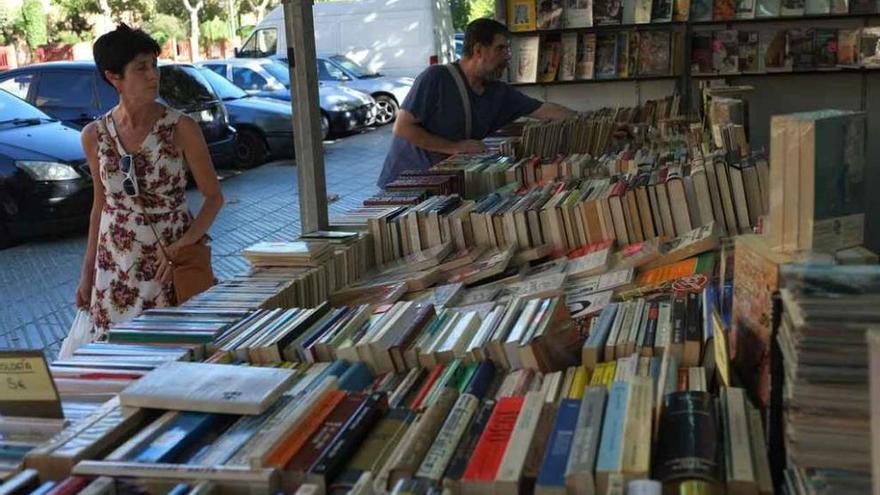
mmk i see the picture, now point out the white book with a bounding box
[565,0,593,27]
[119,362,295,415]
[559,33,579,81]
[512,36,540,84]
[495,391,545,492]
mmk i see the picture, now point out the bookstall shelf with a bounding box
[691,66,880,78]
[689,11,880,25]
[508,21,687,36]
[512,75,681,87]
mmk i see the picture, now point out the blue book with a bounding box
[307,360,351,392]
[535,399,581,492]
[131,412,220,463]
[463,360,495,400]
[583,303,618,367]
[166,484,190,495]
[595,381,631,490]
[338,361,374,391]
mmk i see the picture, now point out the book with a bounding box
[565,0,593,27]
[861,27,880,67]
[559,33,578,81]
[576,33,597,79]
[713,30,739,74]
[495,391,546,494]
[674,0,692,18]
[761,28,790,72]
[564,386,607,495]
[735,0,756,16]
[461,396,524,492]
[690,0,714,20]
[538,36,563,83]
[713,0,736,18]
[638,31,671,76]
[595,33,619,79]
[652,0,675,21]
[594,0,624,24]
[512,36,541,84]
[781,0,805,15]
[787,28,815,70]
[535,399,581,495]
[508,0,538,31]
[653,392,722,484]
[118,362,295,415]
[691,31,714,74]
[537,0,564,29]
[754,0,780,14]
[738,31,760,72]
[838,29,860,66]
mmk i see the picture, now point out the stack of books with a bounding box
[776,264,879,495]
[243,241,334,268]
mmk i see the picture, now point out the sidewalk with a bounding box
[0,126,389,357]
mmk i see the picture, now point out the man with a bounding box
[377,18,575,187]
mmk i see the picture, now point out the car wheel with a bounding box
[234,129,268,169]
[321,113,330,141]
[374,95,398,126]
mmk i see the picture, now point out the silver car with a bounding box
[311,54,414,126]
[197,58,376,139]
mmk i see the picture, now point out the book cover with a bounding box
[634,0,654,23]
[761,28,791,71]
[754,0,781,14]
[849,0,875,12]
[508,0,538,31]
[559,33,578,81]
[735,0,756,16]
[576,33,597,79]
[781,0,804,15]
[595,381,630,493]
[830,0,848,12]
[787,28,815,70]
[691,31,714,74]
[594,0,624,24]
[860,27,880,67]
[713,30,739,74]
[738,30,760,72]
[538,36,563,83]
[814,28,838,68]
[638,30,672,76]
[713,0,736,18]
[653,0,675,21]
[674,0,692,18]
[653,391,722,484]
[564,386,607,494]
[461,396,524,483]
[512,36,541,84]
[595,33,619,79]
[537,0,565,29]
[837,29,860,65]
[805,0,830,13]
[565,0,594,27]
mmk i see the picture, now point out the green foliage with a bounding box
[200,17,230,42]
[146,13,187,45]
[237,23,254,39]
[21,0,48,48]
[155,0,225,23]
[0,2,22,46]
[55,0,98,39]
[449,0,470,31]
[53,30,83,44]
[468,0,495,22]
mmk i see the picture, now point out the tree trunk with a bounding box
[171,36,178,61]
[189,10,199,62]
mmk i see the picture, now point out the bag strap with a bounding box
[445,63,472,140]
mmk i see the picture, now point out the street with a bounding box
[0,125,390,357]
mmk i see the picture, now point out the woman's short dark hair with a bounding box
[93,24,161,87]
[463,18,508,58]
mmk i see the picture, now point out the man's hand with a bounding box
[452,140,487,155]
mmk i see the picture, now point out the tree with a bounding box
[146,13,186,59]
[55,0,99,40]
[21,0,48,49]
[449,0,470,31]
[0,2,22,46]
[245,0,275,23]
[199,16,229,55]
[468,0,495,22]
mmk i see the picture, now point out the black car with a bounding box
[196,66,296,168]
[0,61,238,168]
[0,89,91,247]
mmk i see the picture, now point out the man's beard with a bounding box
[487,62,507,80]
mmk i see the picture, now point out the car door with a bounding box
[33,70,99,129]
[95,76,120,113]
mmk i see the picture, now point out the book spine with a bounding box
[653,391,721,484]
[416,393,480,481]
[683,292,702,366]
[72,461,277,486]
[263,390,347,468]
[131,412,221,464]
[619,377,653,479]
[461,396,524,482]
[565,386,608,495]
[583,304,618,369]
[284,393,369,474]
[595,381,631,493]
[441,399,496,488]
[535,399,581,492]
[495,390,546,492]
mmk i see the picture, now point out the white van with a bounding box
[238,0,456,77]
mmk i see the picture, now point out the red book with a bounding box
[285,393,368,472]
[461,396,524,481]
[45,477,90,495]
[408,363,446,410]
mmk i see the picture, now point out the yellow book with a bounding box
[507,0,537,31]
[568,366,590,399]
[589,363,607,386]
[602,361,617,389]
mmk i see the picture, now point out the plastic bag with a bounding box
[58,309,95,359]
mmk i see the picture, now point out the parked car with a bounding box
[454,33,464,60]
[237,0,455,77]
[0,89,91,247]
[314,54,414,126]
[0,61,238,168]
[197,58,375,138]
[195,66,297,168]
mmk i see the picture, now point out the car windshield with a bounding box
[198,67,248,100]
[159,65,217,110]
[263,62,291,87]
[0,88,53,123]
[329,55,379,78]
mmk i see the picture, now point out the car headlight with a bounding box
[16,161,81,181]
[331,102,358,112]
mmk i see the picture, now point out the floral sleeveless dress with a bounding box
[89,105,193,337]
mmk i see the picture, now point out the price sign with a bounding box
[0,350,63,418]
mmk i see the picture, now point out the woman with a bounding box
[75,25,224,338]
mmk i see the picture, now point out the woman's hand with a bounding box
[75,276,93,309]
[155,240,184,284]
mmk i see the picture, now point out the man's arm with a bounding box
[529,102,577,121]
[393,109,486,155]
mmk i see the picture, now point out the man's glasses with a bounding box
[120,155,139,197]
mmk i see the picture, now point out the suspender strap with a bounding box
[445,63,472,140]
